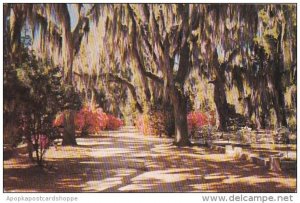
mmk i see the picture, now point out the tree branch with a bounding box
[131,45,164,84]
[140,23,159,65]
[224,47,240,65]
[72,4,90,55]
[86,4,97,17]
[151,9,165,54]
[174,4,191,84]
[74,71,143,113]
[128,4,164,86]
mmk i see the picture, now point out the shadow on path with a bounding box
[4,126,296,192]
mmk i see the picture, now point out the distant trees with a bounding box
[255,5,296,128]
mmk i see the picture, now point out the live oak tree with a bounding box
[254,5,296,128]
[52,4,89,145]
[88,4,195,146]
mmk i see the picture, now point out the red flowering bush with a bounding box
[75,106,108,134]
[187,111,216,132]
[106,114,124,130]
[53,106,123,135]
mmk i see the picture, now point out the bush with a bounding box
[4,46,66,166]
[76,107,108,134]
[136,109,174,137]
[53,106,123,134]
[187,111,216,134]
[273,127,290,144]
[106,114,124,130]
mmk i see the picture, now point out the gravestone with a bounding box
[269,156,281,172]
[225,145,234,155]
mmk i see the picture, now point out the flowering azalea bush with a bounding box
[53,106,123,135]
[187,111,216,133]
[106,114,124,130]
[75,106,108,134]
[136,109,174,137]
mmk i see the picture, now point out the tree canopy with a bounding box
[4,3,296,147]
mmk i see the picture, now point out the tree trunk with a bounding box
[161,51,190,146]
[173,90,191,146]
[211,50,230,131]
[259,91,270,129]
[26,138,34,161]
[61,6,77,145]
[251,88,262,129]
[213,77,229,131]
[128,6,151,102]
[272,28,287,128]
[211,63,231,132]
[62,110,77,146]
[62,50,77,145]
[149,5,191,146]
[274,64,287,127]
[132,45,152,101]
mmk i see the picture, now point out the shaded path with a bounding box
[4,126,296,192]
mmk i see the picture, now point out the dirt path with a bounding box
[4,126,296,192]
